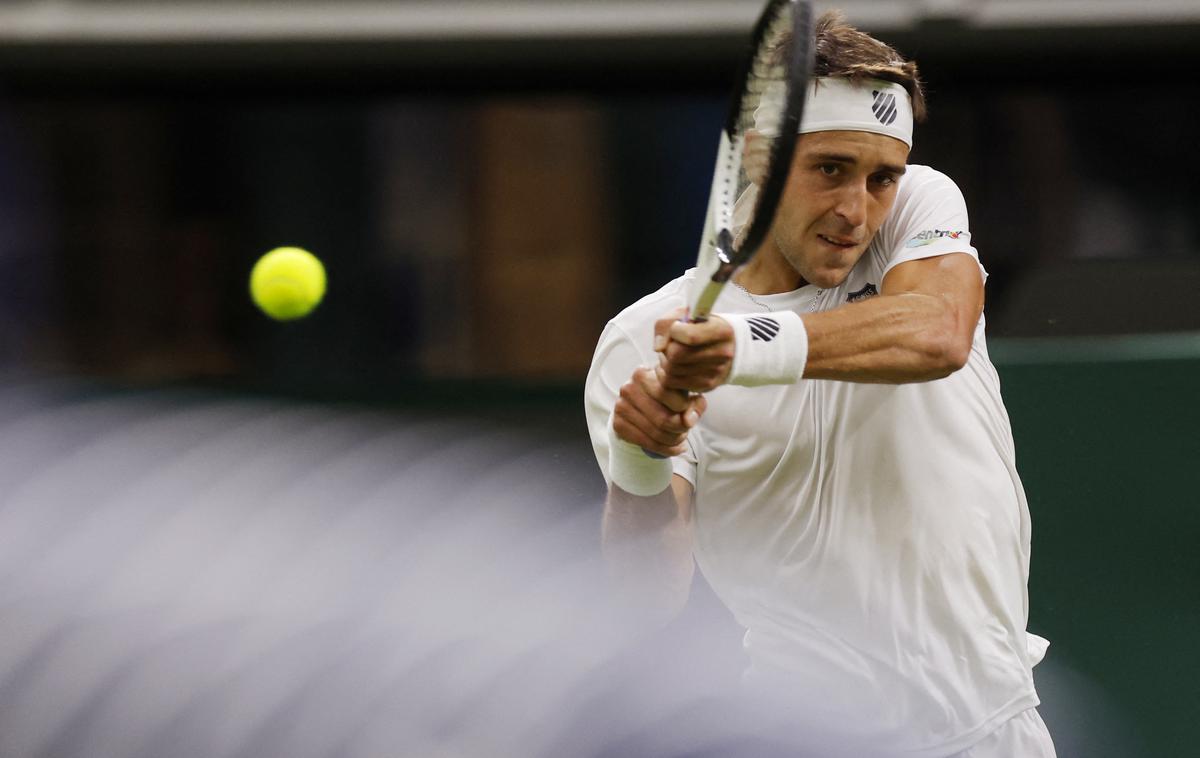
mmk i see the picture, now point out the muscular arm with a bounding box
[802,252,984,383]
[602,475,695,627]
[656,252,984,390]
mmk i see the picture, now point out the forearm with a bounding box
[802,292,969,383]
[601,478,695,626]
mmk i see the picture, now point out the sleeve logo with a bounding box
[905,229,967,248]
[746,316,781,342]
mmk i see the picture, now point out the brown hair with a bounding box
[812,10,927,122]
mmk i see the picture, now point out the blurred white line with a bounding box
[972,0,1200,26]
[2,1,756,42]
[1,0,1195,45]
[0,0,925,43]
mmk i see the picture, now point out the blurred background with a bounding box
[0,1,1197,757]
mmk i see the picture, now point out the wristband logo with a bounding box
[847,283,878,302]
[905,229,967,248]
[746,316,781,342]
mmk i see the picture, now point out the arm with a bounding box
[584,315,705,626]
[655,251,983,390]
[602,474,695,627]
[603,364,704,625]
[803,251,983,382]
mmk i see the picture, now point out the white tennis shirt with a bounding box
[584,165,1047,756]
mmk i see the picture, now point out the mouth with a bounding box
[817,234,859,249]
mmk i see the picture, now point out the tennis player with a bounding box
[584,11,1055,758]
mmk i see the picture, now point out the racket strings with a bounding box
[730,5,797,240]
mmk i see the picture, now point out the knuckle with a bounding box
[612,418,634,442]
[668,325,692,344]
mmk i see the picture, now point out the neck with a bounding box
[733,243,807,295]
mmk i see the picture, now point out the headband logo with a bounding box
[871,90,898,126]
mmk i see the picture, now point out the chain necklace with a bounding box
[732,279,825,313]
[731,280,774,312]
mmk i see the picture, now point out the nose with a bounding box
[833,181,868,229]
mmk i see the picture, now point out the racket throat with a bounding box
[691,228,739,322]
[712,227,740,285]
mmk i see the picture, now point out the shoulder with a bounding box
[865,164,979,277]
[893,164,966,211]
[604,271,693,344]
[586,271,692,416]
[879,163,973,242]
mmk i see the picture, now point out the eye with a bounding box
[872,172,898,188]
[817,163,839,177]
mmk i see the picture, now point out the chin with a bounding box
[806,267,853,289]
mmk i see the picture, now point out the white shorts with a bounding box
[953,708,1057,758]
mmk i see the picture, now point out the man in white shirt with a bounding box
[584,11,1055,758]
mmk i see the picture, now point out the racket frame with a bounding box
[689,0,814,322]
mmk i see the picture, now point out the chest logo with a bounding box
[746,315,781,342]
[847,283,878,302]
[872,90,898,126]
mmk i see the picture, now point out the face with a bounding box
[767,131,909,289]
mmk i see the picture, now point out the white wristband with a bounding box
[721,310,809,386]
[607,418,674,496]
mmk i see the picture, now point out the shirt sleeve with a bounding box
[873,167,988,282]
[583,321,699,489]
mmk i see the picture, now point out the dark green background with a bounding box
[994,336,1200,757]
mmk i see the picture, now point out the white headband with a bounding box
[756,77,914,147]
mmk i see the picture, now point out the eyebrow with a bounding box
[809,151,908,176]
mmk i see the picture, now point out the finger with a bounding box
[667,316,733,348]
[611,413,687,458]
[680,393,707,429]
[664,352,731,392]
[653,364,713,405]
[614,394,689,452]
[663,340,734,367]
[660,364,724,394]
[639,367,692,414]
[628,368,692,430]
[653,307,689,352]
[620,380,690,437]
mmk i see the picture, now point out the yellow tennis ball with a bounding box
[249,247,326,321]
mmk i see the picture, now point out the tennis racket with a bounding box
[689,0,815,321]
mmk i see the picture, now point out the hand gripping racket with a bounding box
[689,0,815,321]
[641,0,814,461]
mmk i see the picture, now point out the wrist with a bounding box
[721,310,808,386]
[607,419,674,496]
